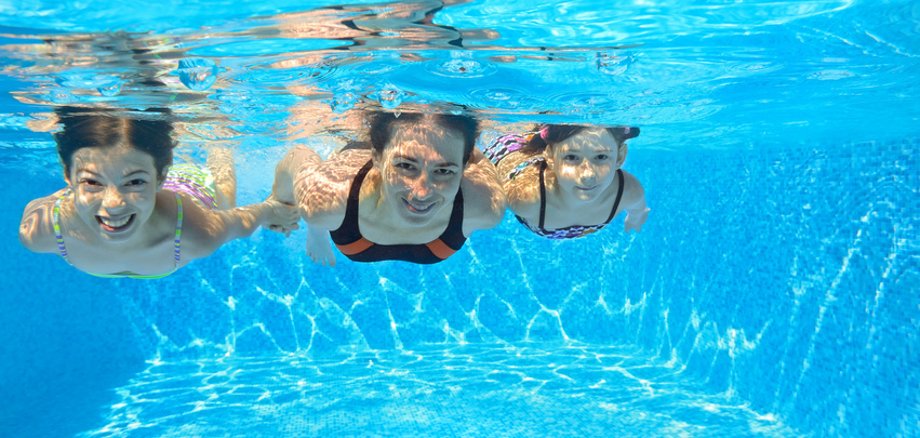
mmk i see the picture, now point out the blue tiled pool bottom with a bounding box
[81,344,796,437]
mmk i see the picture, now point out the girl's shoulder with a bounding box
[18,190,66,253]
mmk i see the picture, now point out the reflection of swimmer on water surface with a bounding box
[485,124,649,239]
[272,111,506,265]
[18,107,298,279]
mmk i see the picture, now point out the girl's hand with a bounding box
[263,197,300,237]
[624,207,650,233]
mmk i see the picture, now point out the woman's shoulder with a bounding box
[298,148,373,226]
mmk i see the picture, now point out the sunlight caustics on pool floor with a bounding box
[81,344,794,437]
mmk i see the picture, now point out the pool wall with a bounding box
[1,139,916,437]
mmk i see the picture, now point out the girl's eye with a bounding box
[126,179,147,187]
[563,154,579,162]
[80,178,102,187]
[433,168,456,176]
[595,154,609,161]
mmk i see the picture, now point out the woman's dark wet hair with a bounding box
[367,111,479,164]
[53,106,176,180]
[522,124,640,154]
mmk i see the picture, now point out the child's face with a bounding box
[66,144,161,243]
[547,128,623,203]
[375,124,465,226]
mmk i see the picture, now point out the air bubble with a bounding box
[596,52,634,76]
[97,79,123,96]
[373,84,405,110]
[176,58,218,91]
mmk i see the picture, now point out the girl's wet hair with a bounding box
[523,124,640,154]
[368,111,479,164]
[54,106,176,179]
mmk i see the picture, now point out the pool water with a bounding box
[1,1,918,437]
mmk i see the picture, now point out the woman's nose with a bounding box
[412,174,434,199]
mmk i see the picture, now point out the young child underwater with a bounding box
[18,107,299,279]
[484,124,649,239]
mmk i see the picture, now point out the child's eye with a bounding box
[126,179,147,187]
[80,178,102,186]
[394,162,417,171]
[433,168,456,176]
[563,154,579,162]
[595,154,610,161]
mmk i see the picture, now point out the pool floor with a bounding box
[78,343,796,437]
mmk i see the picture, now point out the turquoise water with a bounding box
[1,1,918,437]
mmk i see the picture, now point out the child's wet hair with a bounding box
[367,111,479,164]
[523,124,640,154]
[53,106,176,179]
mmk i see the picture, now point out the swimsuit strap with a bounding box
[330,160,374,244]
[604,169,626,224]
[52,191,71,263]
[438,186,466,248]
[174,193,183,267]
[537,160,548,231]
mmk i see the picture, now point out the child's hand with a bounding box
[624,207,650,233]
[264,198,301,237]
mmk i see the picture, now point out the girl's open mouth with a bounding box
[96,214,135,233]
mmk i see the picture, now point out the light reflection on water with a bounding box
[81,343,794,437]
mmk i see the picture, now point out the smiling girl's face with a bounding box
[546,128,624,203]
[66,143,162,243]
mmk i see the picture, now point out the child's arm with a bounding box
[181,198,299,260]
[621,171,650,233]
[19,189,68,253]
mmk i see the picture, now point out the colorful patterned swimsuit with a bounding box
[484,133,624,240]
[52,163,219,279]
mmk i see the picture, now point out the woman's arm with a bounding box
[295,148,371,265]
[461,149,507,235]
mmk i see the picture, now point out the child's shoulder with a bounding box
[19,190,67,253]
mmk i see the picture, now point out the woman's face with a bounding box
[66,144,162,243]
[547,128,624,203]
[375,124,465,226]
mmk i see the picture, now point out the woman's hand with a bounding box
[306,225,336,266]
[263,197,301,237]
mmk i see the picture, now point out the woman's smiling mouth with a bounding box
[402,198,435,214]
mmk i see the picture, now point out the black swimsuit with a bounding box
[329,160,467,264]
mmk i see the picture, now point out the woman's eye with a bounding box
[394,162,416,171]
[433,168,456,176]
[126,179,147,187]
[80,178,102,186]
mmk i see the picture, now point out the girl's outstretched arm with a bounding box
[181,197,299,260]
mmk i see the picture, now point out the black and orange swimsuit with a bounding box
[329,160,467,264]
